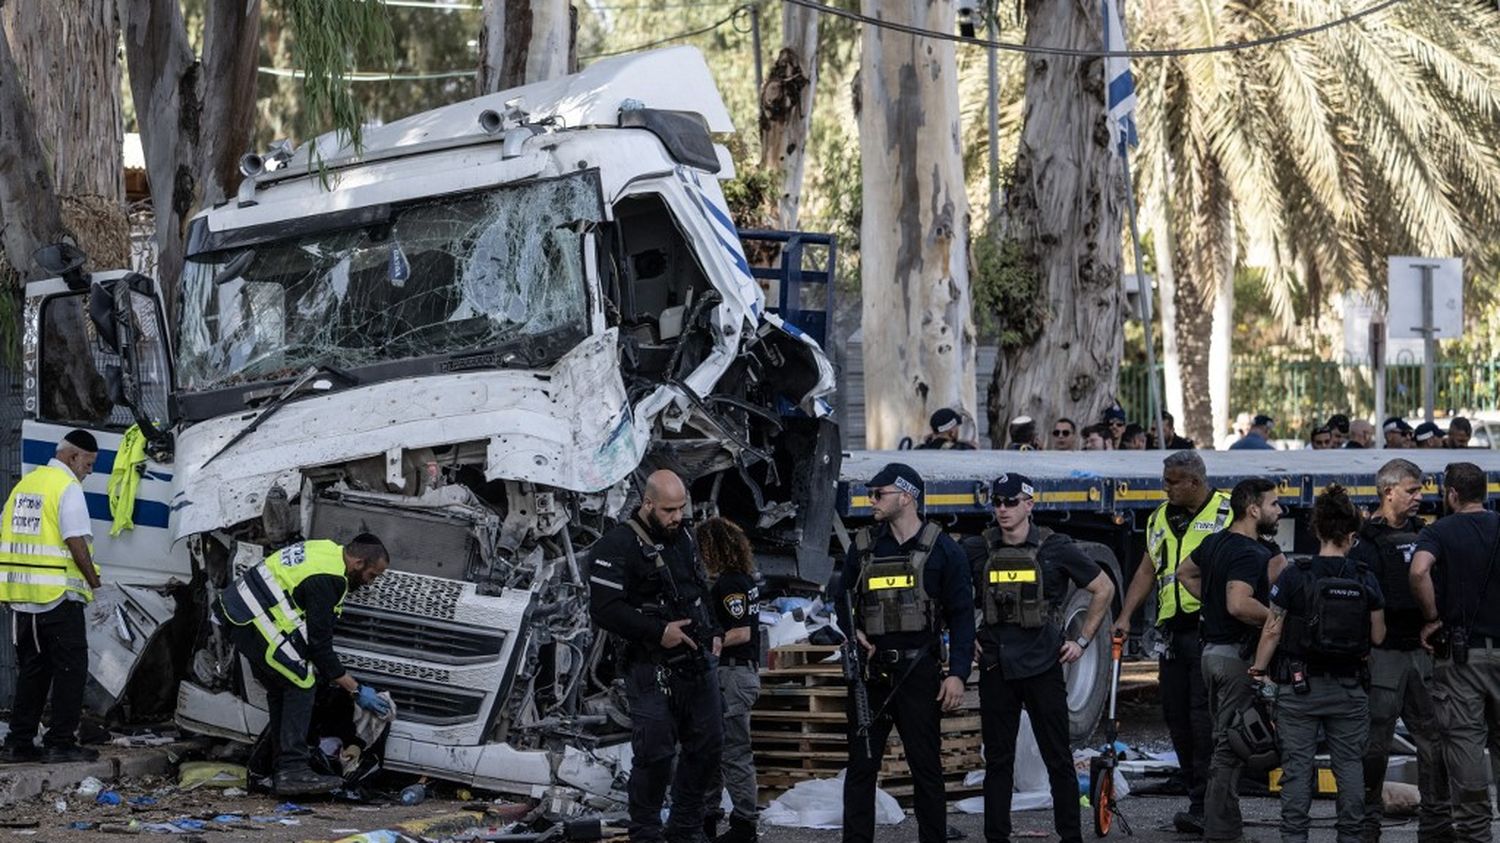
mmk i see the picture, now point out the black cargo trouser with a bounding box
[226,620,317,776]
[843,651,946,843]
[1159,625,1212,813]
[5,601,89,749]
[979,660,1081,843]
[625,659,724,842]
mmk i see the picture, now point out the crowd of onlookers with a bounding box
[908,406,1480,452]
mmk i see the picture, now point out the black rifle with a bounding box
[842,587,873,761]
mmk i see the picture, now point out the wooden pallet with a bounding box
[753,645,986,805]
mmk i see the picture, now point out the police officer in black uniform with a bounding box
[589,470,724,843]
[1352,458,1450,843]
[1250,485,1385,843]
[699,517,761,843]
[838,463,975,843]
[916,408,975,450]
[962,474,1113,843]
[1411,461,1500,843]
[1177,478,1281,843]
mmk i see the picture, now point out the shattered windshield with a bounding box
[177,171,602,390]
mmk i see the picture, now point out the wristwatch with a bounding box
[1074,636,1091,650]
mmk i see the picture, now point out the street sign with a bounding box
[1387,256,1463,339]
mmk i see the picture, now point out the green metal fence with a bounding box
[1119,355,1500,438]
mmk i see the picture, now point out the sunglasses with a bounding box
[1108,420,1125,427]
[994,497,1027,509]
[1051,429,1073,437]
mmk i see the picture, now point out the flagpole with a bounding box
[1121,148,1167,450]
[1103,0,1167,449]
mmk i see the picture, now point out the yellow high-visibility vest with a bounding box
[1146,490,1231,621]
[220,540,348,688]
[0,465,96,605]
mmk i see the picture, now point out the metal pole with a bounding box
[1120,149,1166,449]
[1372,318,1386,441]
[986,1,1001,221]
[1419,263,1437,423]
[750,5,764,100]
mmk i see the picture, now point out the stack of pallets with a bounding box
[751,644,984,805]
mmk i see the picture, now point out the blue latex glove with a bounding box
[354,683,391,717]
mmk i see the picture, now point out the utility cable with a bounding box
[579,5,748,58]
[780,0,1406,59]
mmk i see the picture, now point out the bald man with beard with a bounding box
[589,470,724,842]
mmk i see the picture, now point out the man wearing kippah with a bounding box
[0,430,105,763]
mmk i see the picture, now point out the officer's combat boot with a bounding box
[273,768,343,796]
[715,817,757,843]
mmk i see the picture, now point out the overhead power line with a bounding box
[780,0,1406,59]
[579,5,748,59]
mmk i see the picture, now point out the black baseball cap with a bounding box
[930,408,961,434]
[1326,413,1350,433]
[868,463,924,498]
[991,473,1036,500]
[1252,414,1275,428]
[1103,407,1127,424]
[1414,421,1443,442]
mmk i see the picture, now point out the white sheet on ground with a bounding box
[955,712,1131,814]
[762,770,905,828]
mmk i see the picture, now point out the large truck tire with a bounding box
[1063,540,1125,744]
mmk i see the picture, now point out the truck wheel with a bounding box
[1061,586,1113,744]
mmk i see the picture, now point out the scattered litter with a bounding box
[331,832,414,843]
[0,822,38,830]
[98,821,141,834]
[177,761,247,791]
[276,802,313,815]
[250,816,302,826]
[221,788,246,798]
[331,830,360,835]
[762,772,904,828]
[96,791,122,806]
[111,732,176,748]
[399,784,427,806]
[1384,780,1421,814]
[129,796,158,807]
[67,823,96,832]
[53,800,67,814]
[75,777,105,797]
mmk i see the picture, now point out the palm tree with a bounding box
[1130,0,1500,445]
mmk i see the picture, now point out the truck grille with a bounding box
[336,606,507,665]
[347,672,486,726]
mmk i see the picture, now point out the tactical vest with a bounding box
[0,464,96,605]
[1282,558,1372,664]
[1147,491,1231,621]
[220,540,348,688]
[1360,519,1422,615]
[980,527,1055,628]
[853,522,943,637]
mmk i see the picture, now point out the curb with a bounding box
[0,749,173,807]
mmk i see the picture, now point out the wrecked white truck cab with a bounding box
[19,47,839,801]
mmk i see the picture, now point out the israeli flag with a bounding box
[1103,0,1138,155]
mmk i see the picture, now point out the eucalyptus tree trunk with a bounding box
[858,0,976,449]
[760,4,818,230]
[121,0,261,318]
[0,15,66,283]
[479,0,576,94]
[986,0,1124,439]
[0,0,124,280]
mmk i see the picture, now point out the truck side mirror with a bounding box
[33,242,88,290]
[89,283,121,352]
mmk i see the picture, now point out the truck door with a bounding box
[21,270,190,586]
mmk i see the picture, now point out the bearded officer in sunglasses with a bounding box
[838,463,975,843]
[962,474,1114,843]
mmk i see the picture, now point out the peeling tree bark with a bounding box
[121,0,261,318]
[0,0,126,282]
[858,0,977,449]
[986,0,1125,439]
[479,0,576,95]
[759,4,818,230]
[0,15,68,282]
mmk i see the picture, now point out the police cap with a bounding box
[1382,416,1412,433]
[868,463,924,499]
[929,407,961,434]
[991,473,1036,501]
[1414,421,1443,442]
